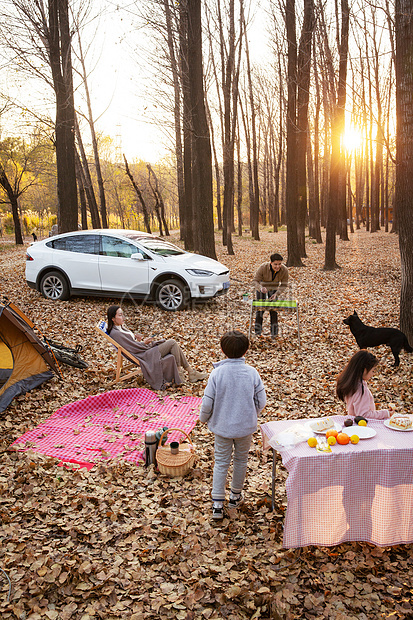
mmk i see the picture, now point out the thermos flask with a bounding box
[145,430,157,466]
[155,426,169,447]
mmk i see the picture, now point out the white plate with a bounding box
[308,421,342,435]
[384,419,413,432]
[343,425,376,439]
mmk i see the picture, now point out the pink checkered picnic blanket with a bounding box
[11,388,201,470]
[261,415,413,548]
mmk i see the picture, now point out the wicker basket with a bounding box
[156,428,196,477]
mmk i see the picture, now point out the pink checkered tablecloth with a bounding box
[11,388,201,469]
[261,415,413,548]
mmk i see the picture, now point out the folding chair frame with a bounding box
[95,321,142,385]
[248,299,301,347]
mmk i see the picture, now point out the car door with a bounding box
[98,235,151,294]
[49,234,101,290]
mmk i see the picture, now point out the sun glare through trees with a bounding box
[342,126,363,152]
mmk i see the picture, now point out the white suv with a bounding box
[26,229,230,311]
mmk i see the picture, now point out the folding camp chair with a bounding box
[248,299,301,347]
[95,320,142,385]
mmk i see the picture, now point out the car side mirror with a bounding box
[131,253,145,261]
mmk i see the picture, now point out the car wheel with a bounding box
[155,279,189,311]
[40,271,70,301]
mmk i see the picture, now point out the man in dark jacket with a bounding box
[252,253,289,338]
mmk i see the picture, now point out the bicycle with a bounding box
[42,338,88,369]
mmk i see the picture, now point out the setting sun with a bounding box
[342,126,363,151]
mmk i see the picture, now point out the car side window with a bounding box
[100,236,147,259]
[46,235,99,254]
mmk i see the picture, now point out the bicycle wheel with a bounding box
[52,350,88,369]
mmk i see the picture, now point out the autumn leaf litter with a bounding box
[1,229,412,619]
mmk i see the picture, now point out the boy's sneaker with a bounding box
[228,492,244,508]
[212,501,224,520]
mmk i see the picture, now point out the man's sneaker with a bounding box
[212,502,224,520]
[228,493,244,508]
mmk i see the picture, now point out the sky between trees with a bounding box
[0,0,279,162]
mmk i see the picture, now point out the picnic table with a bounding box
[261,415,413,548]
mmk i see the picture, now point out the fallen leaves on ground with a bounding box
[1,229,413,619]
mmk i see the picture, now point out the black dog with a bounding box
[31,232,37,242]
[343,311,413,367]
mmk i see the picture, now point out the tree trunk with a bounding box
[267,129,275,230]
[147,164,170,236]
[219,0,240,256]
[296,0,315,257]
[395,0,413,344]
[324,0,349,270]
[307,135,322,242]
[285,0,303,267]
[206,98,222,231]
[244,18,260,241]
[354,146,363,229]
[364,122,370,231]
[148,164,168,235]
[187,0,216,259]
[214,148,223,232]
[179,1,195,250]
[49,0,78,233]
[0,164,24,245]
[311,46,322,241]
[384,92,391,232]
[338,159,349,240]
[75,118,101,229]
[262,139,269,227]
[123,155,152,234]
[76,33,108,228]
[240,96,254,234]
[273,58,284,232]
[147,167,163,236]
[347,157,354,233]
[163,0,185,240]
[74,151,88,230]
[237,134,243,236]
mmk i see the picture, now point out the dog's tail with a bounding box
[403,335,413,353]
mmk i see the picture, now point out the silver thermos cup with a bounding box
[145,430,157,466]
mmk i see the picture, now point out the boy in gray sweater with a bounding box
[199,330,266,519]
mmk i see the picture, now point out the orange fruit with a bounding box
[326,429,338,439]
[336,432,350,445]
[358,420,367,427]
[350,434,360,444]
[327,436,337,446]
[307,437,318,448]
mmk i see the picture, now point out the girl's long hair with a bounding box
[107,305,121,334]
[336,350,379,401]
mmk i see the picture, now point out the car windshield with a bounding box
[128,236,185,256]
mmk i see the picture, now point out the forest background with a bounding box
[0,0,412,340]
[1,1,413,617]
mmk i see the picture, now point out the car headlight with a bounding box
[186,269,214,276]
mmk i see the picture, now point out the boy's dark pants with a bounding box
[254,290,278,336]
